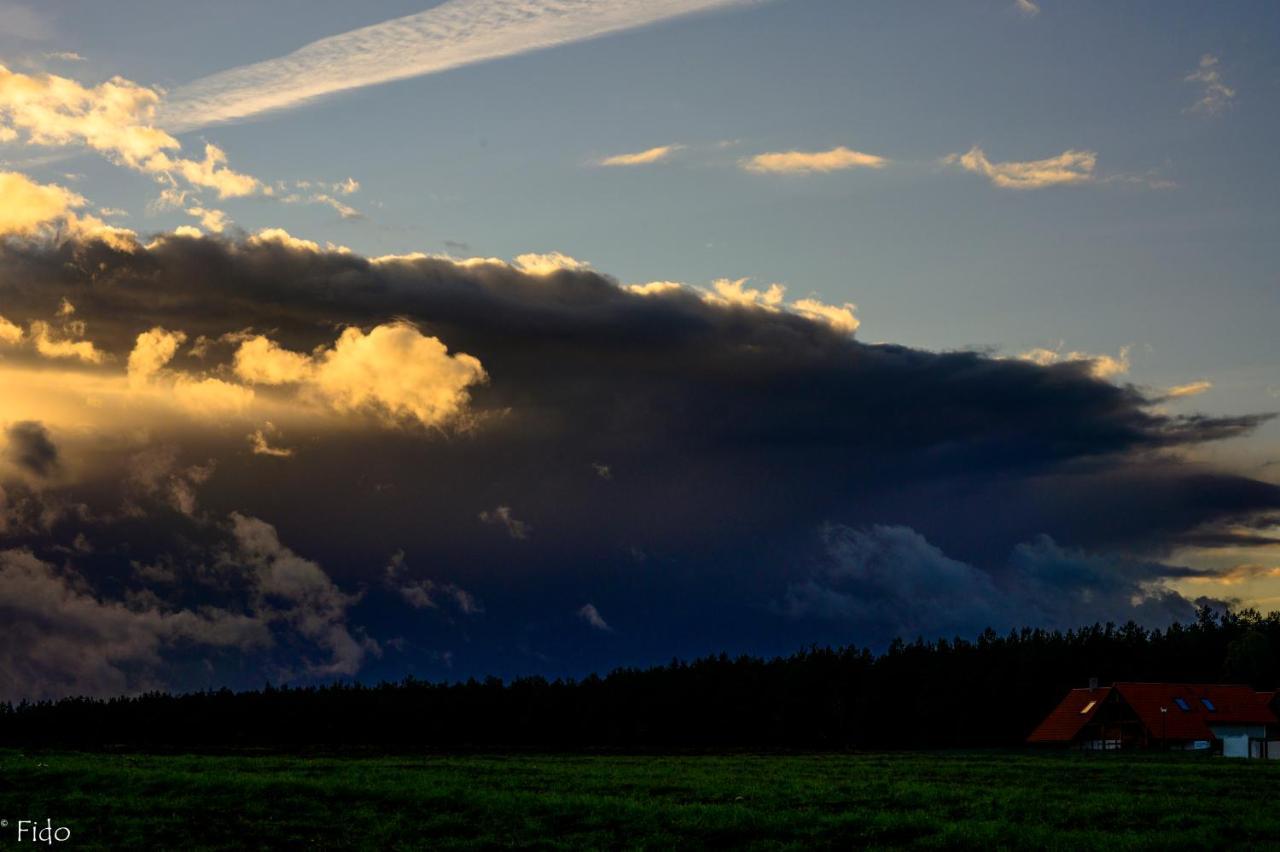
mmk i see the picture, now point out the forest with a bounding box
[3,607,1277,750]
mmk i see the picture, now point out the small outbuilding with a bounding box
[1028,682,1279,758]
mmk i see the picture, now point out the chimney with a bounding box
[1088,677,1099,692]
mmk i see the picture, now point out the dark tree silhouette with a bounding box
[3,607,1277,750]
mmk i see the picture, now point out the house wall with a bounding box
[1208,724,1267,758]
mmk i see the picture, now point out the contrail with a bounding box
[160,0,759,131]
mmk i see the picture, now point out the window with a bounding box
[1201,698,1216,712]
[1173,697,1191,712]
[1080,700,1096,714]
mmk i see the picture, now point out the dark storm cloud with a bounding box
[0,232,1277,697]
[5,421,59,478]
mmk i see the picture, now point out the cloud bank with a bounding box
[0,230,1275,699]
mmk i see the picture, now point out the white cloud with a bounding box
[1185,53,1235,116]
[160,0,757,130]
[742,145,888,174]
[598,144,683,167]
[578,602,612,631]
[1014,0,1040,16]
[944,146,1096,189]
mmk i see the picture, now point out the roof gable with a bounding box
[1027,687,1111,743]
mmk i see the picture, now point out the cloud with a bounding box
[224,512,374,676]
[0,314,23,345]
[742,146,888,174]
[701,278,859,334]
[0,172,133,248]
[1166,380,1212,399]
[1014,0,1040,16]
[783,525,1207,639]
[0,547,271,701]
[513,251,591,276]
[4,421,59,478]
[159,0,757,130]
[1185,54,1235,116]
[127,327,187,386]
[1017,345,1130,380]
[0,65,259,198]
[944,146,1097,189]
[186,206,230,233]
[598,144,683,167]
[479,505,530,540]
[248,423,294,458]
[0,231,1276,692]
[384,550,482,613]
[579,603,612,631]
[30,319,107,364]
[233,323,487,429]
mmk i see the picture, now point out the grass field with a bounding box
[2,749,1279,849]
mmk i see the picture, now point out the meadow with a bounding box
[1,749,1277,849]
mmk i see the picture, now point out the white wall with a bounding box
[1208,724,1267,758]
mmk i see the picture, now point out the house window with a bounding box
[1201,698,1216,712]
[1080,700,1096,714]
[1173,697,1191,712]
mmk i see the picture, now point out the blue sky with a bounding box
[0,0,1277,696]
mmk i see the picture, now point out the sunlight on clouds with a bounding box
[792,298,860,334]
[30,320,107,364]
[0,314,23,345]
[233,323,487,429]
[513,252,591,276]
[0,171,82,236]
[232,336,314,385]
[742,146,888,175]
[598,144,682,167]
[624,281,686,296]
[708,277,785,308]
[1167,380,1213,399]
[1017,345,1130,379]
[186,206,230,233]
[944,146,1096,189]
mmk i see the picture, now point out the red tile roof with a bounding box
[1029,682,1277,744]
[1026,687,1110,743]
[1113,683,1276,739]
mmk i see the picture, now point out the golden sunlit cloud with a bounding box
[513,252,591,276]
[944,146,1097,189]
[0,66,260,198]
[1167,380,1213,399]
[742,146,888,174]
[598,144,683,167]
[1017,345,1130,379]
[233,322,487,428]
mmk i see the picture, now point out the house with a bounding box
[1028,682,1279,758]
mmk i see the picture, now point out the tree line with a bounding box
[3,607,1277,750]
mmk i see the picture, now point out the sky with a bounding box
[0,0,1277,700]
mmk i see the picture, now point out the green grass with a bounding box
[2,749,1278,849]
